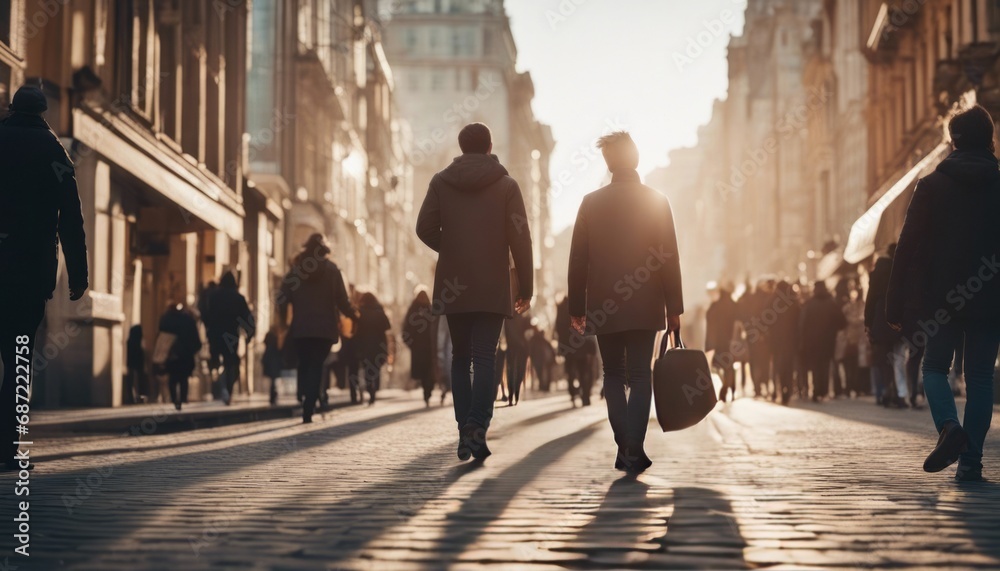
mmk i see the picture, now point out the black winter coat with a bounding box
[705,295,739,354]
[279,258,355,342]
[355,305,391,362]
[0,114,88,297]
[887,149,1000,328]
[158,307,202,378]
[799,291,847,362]
[416,153,533,317]
[207,273,255,353]
[567,169,684,335]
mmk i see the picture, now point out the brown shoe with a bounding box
[924,421,969,473]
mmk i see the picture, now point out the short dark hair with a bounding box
[597,131,639,172]
[458,123,492,154]
[949,104,996,152]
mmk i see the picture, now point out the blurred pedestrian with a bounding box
[568,131,684,474]
[0,86,90,471]
[208,271,255,405]
[436,315,453,405]
[865,243,908,407]
[356,292,392,406]
[528,321,555,393]
[556,295,596,405]
[278,233,357,423]
[799,281,847,401]
[154,302,202,411]
[404,289,437,407]
[125,324,145,405]
[416,122,533,461]
[770,281,801,405]
[262,326,284,406]
[505,311,530,405]
[840,287,867,397]
[705,284,740,402]
[887,105,1000,481]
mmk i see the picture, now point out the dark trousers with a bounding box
[773,352,794,403]
[805,356,832,398]
[295,337,333,420]
[221,350,240,397]
[906,345,925,403]
[0,293,46,459]
[447,312,504,430]
[923,323,1000,466]
[362,360,382,402]
[168,371,189,405]
[597,330,656,453]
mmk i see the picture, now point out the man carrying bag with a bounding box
[568,132,684,474]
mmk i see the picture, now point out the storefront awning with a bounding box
[843,141,950,264]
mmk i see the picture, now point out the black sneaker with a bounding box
[924,421,969,472]
[955,462,984,482]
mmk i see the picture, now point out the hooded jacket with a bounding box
[887,149,1000,327]
[416,153,533,317]
[0,113,89,297]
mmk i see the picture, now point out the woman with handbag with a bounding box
[278,234,357,423]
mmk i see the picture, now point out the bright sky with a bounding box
[504,0,747,232]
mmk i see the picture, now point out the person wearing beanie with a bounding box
[0,85,90,472]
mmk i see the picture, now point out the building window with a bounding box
[406,28,417,50]
[431,70,445,91]
[451,30,461,55]
[429,28,439,50]
[483,29,493,55]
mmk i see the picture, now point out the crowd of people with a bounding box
[703,265,943,409]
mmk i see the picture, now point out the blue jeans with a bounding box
[922,322,1000,466]
[597,330,656,452]
[447,312,504,430]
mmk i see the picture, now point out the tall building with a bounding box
[380,0,556,309]
[26,0,251,406]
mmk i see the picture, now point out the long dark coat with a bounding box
[278,258,355,342]
[567,169,684,335]
[0,113,88,297]
[799,290,847,363]
[416,153,533,317]
[158,307,202,378]
[887,149,1000,327]
[403,301,436,381]
[355,304,391,362]
[705,294,739,354]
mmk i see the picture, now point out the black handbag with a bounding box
[653,330,717,432]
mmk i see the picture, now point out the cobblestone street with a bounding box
[3,392,999,570]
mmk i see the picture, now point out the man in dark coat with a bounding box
[799,281,847,401]
[887,105,1000,481]
[769,281,801,405]
[567,131,683,474]
[0,86,89,471]
[416,122,533,461]
[705,285,739,402]
[208,271,255,405]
